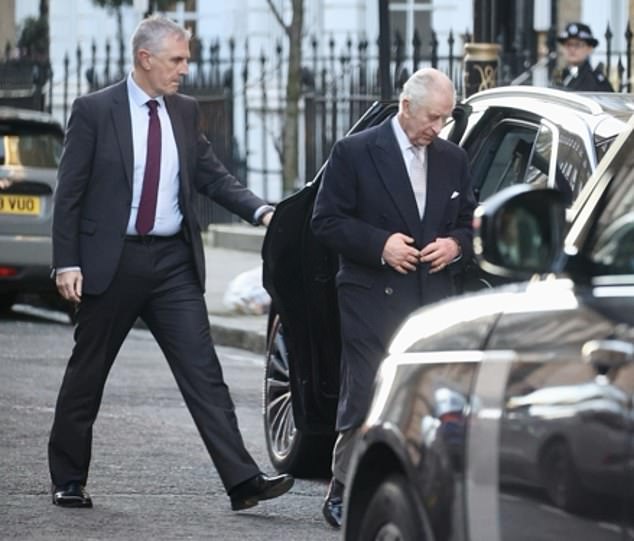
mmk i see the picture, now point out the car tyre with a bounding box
[263,313,333,478]
[355,473,424,541]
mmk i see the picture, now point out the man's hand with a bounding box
[382,233,420,274]
[420,237,461,274]
[56,270,83,303]
[261,209,274,227]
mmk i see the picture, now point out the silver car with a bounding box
[0,107,64,312]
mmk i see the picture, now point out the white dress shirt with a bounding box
[390,115,427,218]
[127,74,183,236]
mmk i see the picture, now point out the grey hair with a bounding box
[131,14,191,63]
[399,68,456,111]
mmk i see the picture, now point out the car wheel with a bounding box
[263,314,333,478]
[355,473,424,541]
[540,440,588,512]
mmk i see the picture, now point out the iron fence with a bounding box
[2,22,633,224]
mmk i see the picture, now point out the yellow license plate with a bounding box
[0,194,41,216]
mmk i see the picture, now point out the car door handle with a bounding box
[582,339,634,374]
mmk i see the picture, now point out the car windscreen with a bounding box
[0,123,63,168]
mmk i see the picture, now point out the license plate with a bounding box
[0,194,41,216]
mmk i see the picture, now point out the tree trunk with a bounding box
[117,7,124,78]
[266,0,304,195]
[281,0,303,195]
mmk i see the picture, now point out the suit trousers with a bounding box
[48,234,260,492]
[331,428,360,485]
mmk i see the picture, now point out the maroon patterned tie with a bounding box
[135,99,161,235]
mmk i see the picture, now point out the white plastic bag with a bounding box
[222,265,271,315]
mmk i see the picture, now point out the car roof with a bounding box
[0,106,63,128]
[464,86,634,123]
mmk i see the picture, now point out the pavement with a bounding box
[202,223,269,355]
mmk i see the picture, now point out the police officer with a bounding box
[555,22,613,91]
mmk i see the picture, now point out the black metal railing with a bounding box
[2,21,633,220]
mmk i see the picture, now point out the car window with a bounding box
[595,136,615,164]
[585,167,634,275]
[524,122,581,207]
[0,125,63,168]
[556,128,593,200]
[523,124,552,188]
[471,123,538,201]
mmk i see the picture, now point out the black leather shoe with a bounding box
[229,473,294,511]
[322,478,344,528]
[52,482,93,508]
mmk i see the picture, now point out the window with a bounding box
[524,122,584,207]
[0,126,62,168]
[162,0,198,40]
[524,124,552,188]
[161,0,196,11]
[586,165,634,275]
[595,137,614,163]
[471,123,538,201]
[389,0,433,59]
[556,129,592,200]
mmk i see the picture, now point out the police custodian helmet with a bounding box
[557,22,599,47]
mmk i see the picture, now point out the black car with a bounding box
[261,87,634,477]
[342,115,634,541]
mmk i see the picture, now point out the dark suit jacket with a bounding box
[53,80,266,295]
[311,117,476,431]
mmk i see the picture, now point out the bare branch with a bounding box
[266,0,291,38]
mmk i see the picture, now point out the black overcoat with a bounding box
[311,118,476,431]
[560,59,613,92]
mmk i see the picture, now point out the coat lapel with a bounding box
[369,119,423,243]
[421,139,450,242]
[110,80,134,189]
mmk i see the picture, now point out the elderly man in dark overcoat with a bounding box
[311,67,476,528]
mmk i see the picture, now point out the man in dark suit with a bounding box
[311,68,475,528]
[555,22,613,91]
[49,14,293,511]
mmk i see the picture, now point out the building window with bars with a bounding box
[389,0,433,60]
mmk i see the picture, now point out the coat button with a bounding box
[385,287,393,295]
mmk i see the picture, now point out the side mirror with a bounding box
[474,185,566,279]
